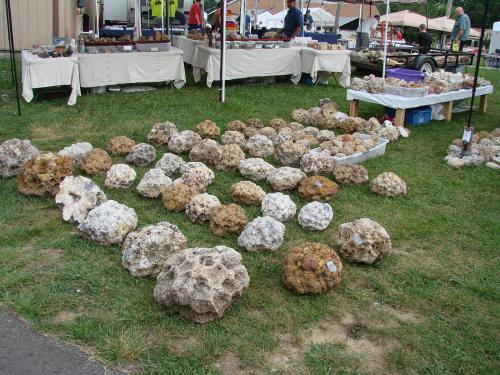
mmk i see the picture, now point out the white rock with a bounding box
[185,193,221,224]
[136,168,172,198]
[261,192,296,222]
[300,149,334,174]
[105,164,136,188]
[239,158,276,181]
[221,131,246,147]
[0,138,39,177]
[317,130,335,142]
[298,202,333,231]
[238,216,285,252]
[245,134,274,158]
[168,130,202,154]
[446,156,466,169]
[155,153,186,176]
[266,167,306,191]
[125,143,156,166]
[485,162,500,169]
[58,142,92,165]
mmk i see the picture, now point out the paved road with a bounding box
[0,308,123,375]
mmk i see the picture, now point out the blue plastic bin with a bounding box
[385,106,432,126]
[386,68,424,83]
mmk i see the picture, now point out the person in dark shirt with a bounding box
[283,0,303,38]
[304,9,313,31]
[417,24,432,54]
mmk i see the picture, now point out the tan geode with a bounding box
[209,204,247,236]
[214,144,246,171]
[17,152,73,196]
[333,164,369,185]
[274,140,309,166]
[370,172,407,197]
[196,120,220,139]
[282,242,343,294]
[297,176,339,201]
[107,136,136,156]
[227,120,247,132]
[231,181,266,204]
[81,148,112,175]
[162,183,197,212]
[268,118,288,130]
[189,139,222,165]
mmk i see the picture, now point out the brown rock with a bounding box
[338,117,366,134]
[189,139,222,165]
[282,242,343,294]
[196,120,220,139]
[297,176,339,201]
[258,127,278,141]
[246,118,264,129]
[17,152,73,196]
[214,144,246,171]
[107,136,135,156]
[209,204,247,236]
[227,120,247,132]
[333,164,369,185]
[268,118,288,130]
[274,140,309,166]
[81,148,112,175]
[231,181,266,204]
[162,183,197,211]
[243,126,259,139]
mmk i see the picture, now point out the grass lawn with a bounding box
[0,62,499,375]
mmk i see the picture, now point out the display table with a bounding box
[77,48,186,89]
[347,85,493,126]
[21,50,81,106]
[301,48,351,87]
[192,45,302,87]
[172,36,208,65]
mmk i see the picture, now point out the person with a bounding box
[237,13,252,35]
[396,28,403,41]
[283,0,303,38]
[304,9,313,31]
[451,7,471,51]
[188,0,203,31]
[355,14,379,50]
[417,24,432,54]
[212,2,221,31]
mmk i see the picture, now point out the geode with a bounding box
[209,204,247,236]
[237,216,285,252]
[162,183,197,211]
[214,144,246,171]
[136,168,172,198]
[81,148,112,175]
[266,167,306,191]
[245,134,274,158]
[125,143,156,166]
[230,181,266,204]
[333,164,369,185]
[274,140,309,166]
[168,131,202,154]
[104,164,136,188]
[196,119,221,139]
[107,136,135,156]
[370,172,407,197]
[261,192,297,222]
[239,158,276,181]
[189,139,223,165]
[0,138,38,177]
[185,193,221,224]
[297,176,339,201]
[147,122,178,144]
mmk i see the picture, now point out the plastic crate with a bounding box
[385,106,432,126]
[386,68,424,83]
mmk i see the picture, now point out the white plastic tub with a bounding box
[135,42,171,52]
[383,85,429,97]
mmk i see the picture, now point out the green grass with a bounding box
[0,62,499,374]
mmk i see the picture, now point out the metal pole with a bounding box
[425,0,428,30]
[220,0,226,102]
[382,0,389,78]
[5,0,21,116]
[161,0,165,33]
[334,2,341,35]
[96,0,99,37]
[5,0,15,85]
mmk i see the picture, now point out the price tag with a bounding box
[326,261,337,273]
[124,45,132,51]
[151,47,159,52]
[462,128,472,142]
[352,233,364,246]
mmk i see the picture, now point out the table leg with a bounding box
[349,99,359,117]
[394,108,405,126]
[479,95,488,113]
[443,101,453,122]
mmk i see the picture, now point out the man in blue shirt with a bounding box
[451,7,471,51]
[283,0,303,38]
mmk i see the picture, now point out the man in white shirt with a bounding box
[356,14,380,50]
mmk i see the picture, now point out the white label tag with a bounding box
[326,261,337,273]
[151,47,159,52]
[124,45,132,51]
[462,129,472,142]
[352,233,364,245]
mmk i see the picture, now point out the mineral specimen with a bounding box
[0,138,38,177]
[288,122,305,131]
[300,150,335,174]
[81,148,112,175]
[298,202,333,231]
[185,193,221,224]
[104,164,136,188]
[266,167,306,191]
[155,153,186,176]
[168,130,202,153]
[239,158,276,181]
[243,126,259,139]
[245,134,274,158]
[146,121,178,144]
[196,119,221,139]
[370,172,407,197]
[107,136,135,156]
[179,162,215,183]
[209,204,247,236]
[338,117,367,134]
[304,127,320,137]
[261,192,296,222]
[274,140,309,166]
[237,216,285,252]
[297,176,339,201]
[317,130,335,142]
[58,142,92,165]
[162,183,197,211]
[291,109,307,123]
[136,168,172,198]
[273,129,294,146]
[227,120,247,132]
[246,118,264,128]
[214,144,246,171]
[189,139,223,165]
[230,181,265,204]
[268,118,288,130]
[125,143,156,166]
[221,130,246,147]
[333,164,369,185]
[258,127,278,141]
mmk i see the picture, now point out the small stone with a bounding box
[125,143,156,166]
[185,193,221,224]
[221,131,246,147]
[189,139,223,165]
[333,164,369,185]
[105,164,136,188]
[147,122,178,144]
[122,222,187,277]
[288,122,305,131]
[317,130,335,142]
[196,120,220,139]
[231,181,266,204]
[243,126,259,139]
[0,138,38,177]
[214,144,246,171]
[274,140,309,166]
[370,172,407,197]
[282,242,342,294]
[297,176,339,201]
[58,142,92,165]
[267,167,306,191]
[304,127,320,137]
[337,218,391,264]
[227,120,247,132]
[168,131,202,154]
[300,150,335,174]
[154,246,250,323]
[81,148,112,175]
[291,109,307,123]
[78,200,138,245]
[239,158,276,181]
[246,134,274,158]
[162,183,197,211]
[136,168,172,198]
[298,202,333,231]
[238,216,285,252]
[273,129,294,146]
[17,152,73,196]
[261,192,296,222]
[55,176,107,223]
[209,204,247,236]
[107,136,135,156]
[268,118,288,130]
[258,127,278,141]
[246,118,264,129]
[485,162,500,169]
[155,153,186,176]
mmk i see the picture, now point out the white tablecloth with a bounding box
[192,46,302,87]
[21,50,81,106]
[172,36,208,65]
[301,48,351,88]
[346,85,494,109]
[77,48,186,89]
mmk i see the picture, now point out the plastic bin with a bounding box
[386,68,424,83]
[383,85,429,97]
[385,106,432,126]
[135,42,171,52]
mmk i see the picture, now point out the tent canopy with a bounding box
[380,10,428,29]
[429,16,481,38]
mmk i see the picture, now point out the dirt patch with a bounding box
[168,335,203,355]
[213,352,240,375]
[52,310,84,324]
[378,305,422,324]
[267,332,306,373]
[24,248,64,273]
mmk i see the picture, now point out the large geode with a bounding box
[154,246,250,323]
[168,131,202,154]
[297,176,339,201]
[125,143,156,167]
[0,138,39,177]
[209,204,248,236]
[81,148,112,175]
[245,134,274,158]
[333,164,369,185]
[162,183,197,211]
[185,193,221,224]
[282,242,343,294]
[189,139,222,165]
[237,216,285,252]
[147,122,178,144]
[300,150,334,175]
[266,167,306,191]
[274,140,309,166]
[231,181,266,204]
[239,158,276,181]
[107,136,135,156]
[105,164,136,188]
[369,172,407,197]
[196,119,221,139]
[214,144,246,171]
[261,192,296,222]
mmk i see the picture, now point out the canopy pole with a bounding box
[96,0,99,37]
[220,0,226,103]
[425,0,428,29]
[382,0,389,78]
[5,0,21,116]
[161,0,165,33]
[334,2,341,35]
[239,0,245,34]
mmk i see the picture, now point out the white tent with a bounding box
[380,9,429,29]
[429,16,481,38]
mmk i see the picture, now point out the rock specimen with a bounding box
[245,134,274,158]
[333,164,369,185]
[209,204,247,236]
[162,183,197,211]
[268,118,288,130]
[261,192,296,222]
[104,164,136,188]
[239,158,276,181]
[185,193,221,224]
[337,218,391,264]
[370,172,407,197]
[168,130,202,154]
[147,122,177,144]
[78,200,138,245]
[81,148,112,175]
[304,127,320,137]
[243,126,259,139]
[266,167,306,191]
[58,142,92,165]
[136,168,172,198]
[317,130,335,142]
[274,140,309,166]
[17,152,73,196]
[196,120,220,139]
[288,122,305,131]
[189,139,222,165]
[230,181,265,204]
[122,222,187,277]
[55,176,107,223]
[125,143,156,166]
[298,202,333,231]
[221,131,246,147]
[227,120,247,132]
[155,153,186,176]
[238,216,285,252]
[107,136,136,156]
[175,164,215,192]
[282,242,343,294]
[291,108,307,123]
[179,161,212,176]
[273,129,294,146]
[258,127,278,141]
[246,118,264,128]
[214,144,246,171]
[300,150,335,175]
[154,246,250,323]
[297,176,339,201]
[0,138,38,177]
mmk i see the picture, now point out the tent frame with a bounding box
[3,0,21,116]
